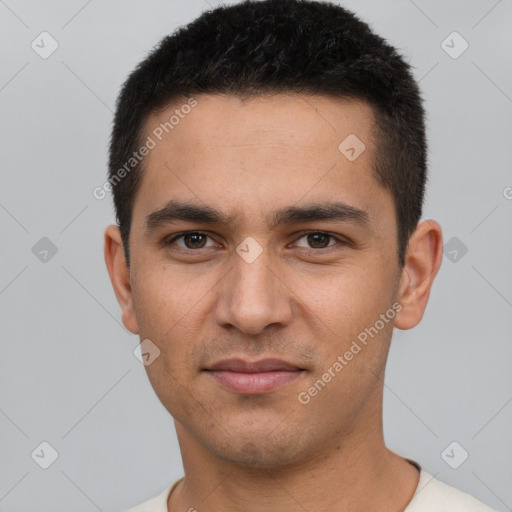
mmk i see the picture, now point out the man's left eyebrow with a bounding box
[267,202,371,231]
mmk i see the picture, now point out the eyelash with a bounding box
[164,231,349,252]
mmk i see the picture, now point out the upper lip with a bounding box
[205,358,303,373]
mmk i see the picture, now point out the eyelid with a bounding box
[164,230,351,250]
[165,231,219,249]
[291,231,351,249]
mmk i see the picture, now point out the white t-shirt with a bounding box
[122,461,496,512]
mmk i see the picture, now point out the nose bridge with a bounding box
[215,242,291,334]
[234,249,275,299]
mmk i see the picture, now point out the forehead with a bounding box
[144,93,375,159]
[133,93,391,231]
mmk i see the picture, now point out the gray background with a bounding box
[1,0,511,511]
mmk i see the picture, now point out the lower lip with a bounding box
[206,370,304,394]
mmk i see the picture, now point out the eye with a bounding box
[165,231,217,250]
[293,232,346,249]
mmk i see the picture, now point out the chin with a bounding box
[206,429,309,469]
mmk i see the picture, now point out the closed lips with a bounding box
[205,358,304,373]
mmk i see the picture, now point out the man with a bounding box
[104,0,496,510]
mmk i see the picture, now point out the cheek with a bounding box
[131,271,182,352]
[131,267,215,369]
[296,261,391,325]
[291,264,397,375]
[133,265,206,324]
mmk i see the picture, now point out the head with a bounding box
[105,0,442,468]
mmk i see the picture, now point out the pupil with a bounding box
[186,233,206,248]
[308,233,328,248]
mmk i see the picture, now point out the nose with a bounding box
[214,248,293,336]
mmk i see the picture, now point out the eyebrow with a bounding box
[144,199,371,234]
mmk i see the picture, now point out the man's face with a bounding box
[126,94,402,467]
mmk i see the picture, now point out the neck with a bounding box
[168,387,419,511]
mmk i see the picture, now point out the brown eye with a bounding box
[307,233,331,248]
[294,232,341,249]
[182,233,207,248]
[166,232,215,250]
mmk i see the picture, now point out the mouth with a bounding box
[203,358,307,394]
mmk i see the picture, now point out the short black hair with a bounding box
[108,0,427,268]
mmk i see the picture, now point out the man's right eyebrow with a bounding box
[145,201,237,233]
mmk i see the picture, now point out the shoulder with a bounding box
[406,470,497,512]
[121,479,181,512]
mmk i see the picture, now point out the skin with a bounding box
[104,93,443,512]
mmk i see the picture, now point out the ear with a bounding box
[104,225,139,334]
[394,220,443,330]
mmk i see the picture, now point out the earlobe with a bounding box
[394,220,443,330]
[104,225,139,334]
